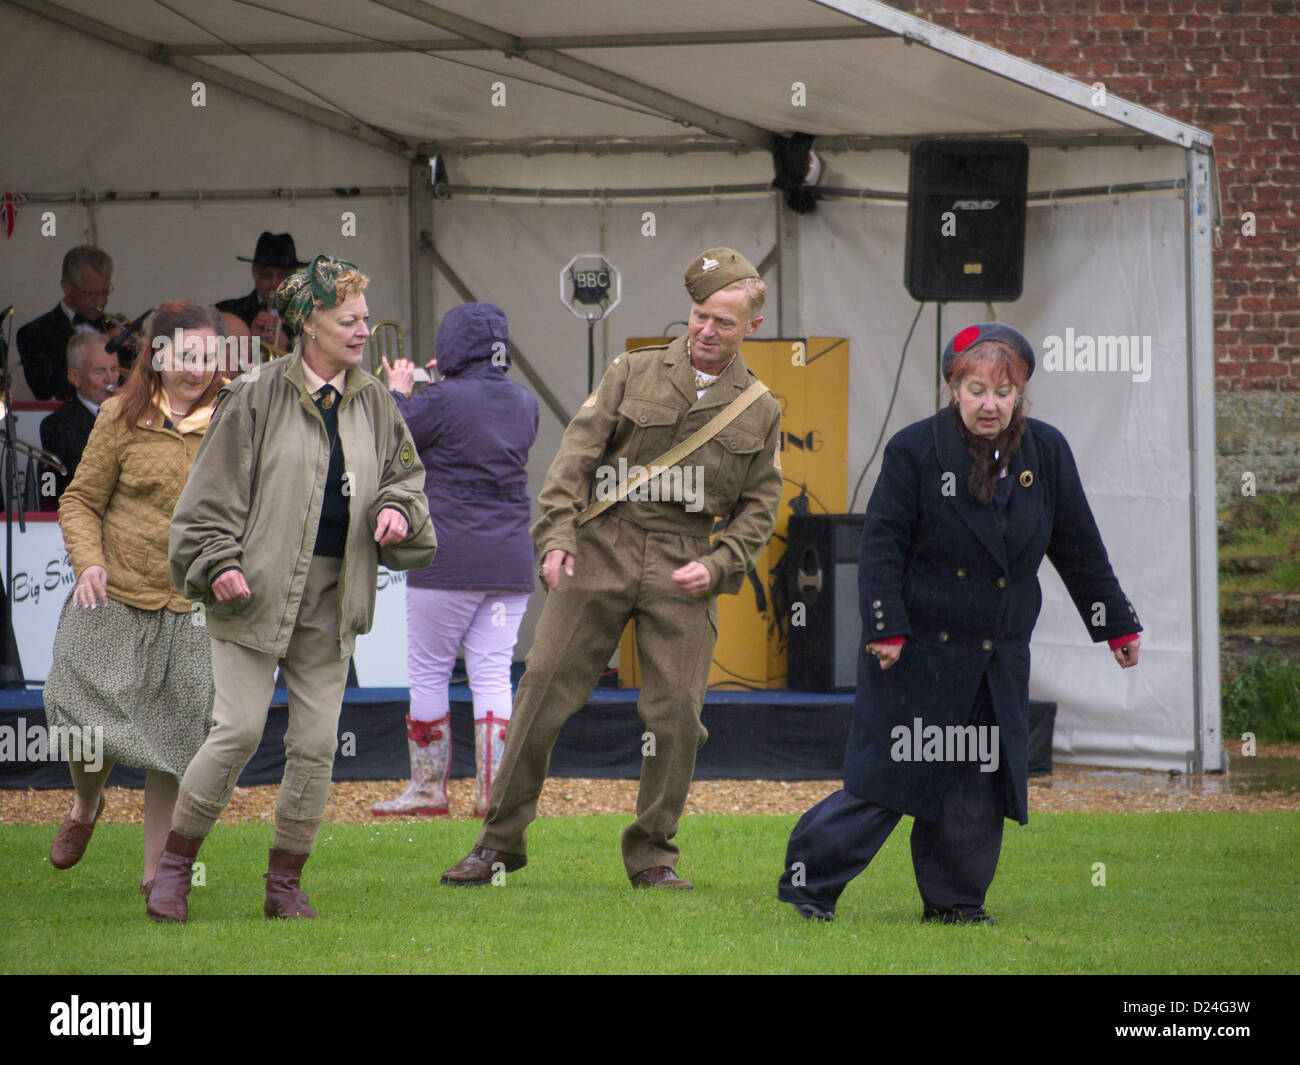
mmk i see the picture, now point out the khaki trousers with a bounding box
[173,556,351,854]
[478,514,716,877]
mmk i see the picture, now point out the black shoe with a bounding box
[792,901,835,922]
[922,906,995,925]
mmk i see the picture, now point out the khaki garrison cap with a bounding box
[684,247,760,303]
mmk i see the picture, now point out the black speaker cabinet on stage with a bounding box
[786,514,864,693]
[905,140,1029,302]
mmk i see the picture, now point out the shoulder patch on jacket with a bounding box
[399,441,415,469]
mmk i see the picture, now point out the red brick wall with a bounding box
[887,1,1299,391]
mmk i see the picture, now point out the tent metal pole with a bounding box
[425,246,571,429]
[777,200,802,337]
[371,0,775,150]
[408,160,437,368]
[439,131,1160,156]
[430,180,1181,205]
[167,26,893,57]
[16,188,410,205]
[6,0,415,158]
[1183,147,1222,775]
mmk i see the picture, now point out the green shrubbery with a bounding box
[1221,654,1300,746]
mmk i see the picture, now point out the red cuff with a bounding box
[874,636,906,646]
[1108,633,1140,651]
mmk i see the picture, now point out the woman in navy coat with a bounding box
[778,323,1141,923]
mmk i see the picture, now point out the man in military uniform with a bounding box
[440,247,783,889]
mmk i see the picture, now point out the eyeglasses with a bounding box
[71,281,114,299]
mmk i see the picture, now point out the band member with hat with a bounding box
[440,247,783,891]
[217,231,305,348]
[778,323,1142,924]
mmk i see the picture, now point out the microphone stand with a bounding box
[0,306,23,687]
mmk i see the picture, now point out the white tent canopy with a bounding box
[0,0,1220,774]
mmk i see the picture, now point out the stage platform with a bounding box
[0,684,857,789]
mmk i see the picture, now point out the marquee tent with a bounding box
[0,0,1221,773]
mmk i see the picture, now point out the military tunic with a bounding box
[478,335,783,876]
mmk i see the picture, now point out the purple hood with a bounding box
[435,302,511,377]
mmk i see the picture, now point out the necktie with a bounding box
[72,314,99,327]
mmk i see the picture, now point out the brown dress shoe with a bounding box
[629,866,693,890]
[264,849,319,919]
[50,793,105,870]
[146,831,203,923]
[439,845,526,885]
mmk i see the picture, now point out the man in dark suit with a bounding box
[39,333,121,503]
[217,232,303,349]
[17,246,119,401]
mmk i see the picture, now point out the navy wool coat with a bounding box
[845,409,1141,825]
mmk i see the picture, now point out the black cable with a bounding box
[848,301,925,513]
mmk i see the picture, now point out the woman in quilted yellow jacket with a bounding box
[44,300,224,895]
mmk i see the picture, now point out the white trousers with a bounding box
[405,587,529,723]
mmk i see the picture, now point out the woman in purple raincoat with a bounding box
[377,303,538,818]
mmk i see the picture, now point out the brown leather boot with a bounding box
[439,845,526,886]
[50,792,105,870]
[145,831,202,923]
[264,849,319,919]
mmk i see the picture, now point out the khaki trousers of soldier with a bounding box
[172,555,351,854]
[478,513,716,877]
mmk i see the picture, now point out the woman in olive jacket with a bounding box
[149,256,435,923]
[778,323,1142,924]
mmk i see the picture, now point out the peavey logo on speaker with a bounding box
[950,199,1001,210]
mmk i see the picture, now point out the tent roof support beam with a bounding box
[372,0,775,150]
[165,26,893,56]
[6,0,416,158]
[434,129,1163,157]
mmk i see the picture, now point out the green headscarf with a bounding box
[275,253,360,336]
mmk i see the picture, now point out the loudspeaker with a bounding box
[786,514,864,692]
[904,140,1029,302]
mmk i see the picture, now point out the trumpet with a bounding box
[368,320,403,376]
[101,309,148,364]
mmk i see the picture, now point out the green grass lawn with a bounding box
[4,812,1297,975]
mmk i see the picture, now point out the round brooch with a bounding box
[1019,470,1034,488]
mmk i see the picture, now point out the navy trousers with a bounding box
[777,683,1006,918]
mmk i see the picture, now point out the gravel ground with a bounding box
[3,745,1297,825]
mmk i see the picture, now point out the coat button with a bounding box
[996,577,1008,588]
[938,631,949,643]
[956,568,967,579]
[872,600,881,609]
[638,414,648,424]
[874,610,883,619]
[875,622,885,631]
[981,639,993,651]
